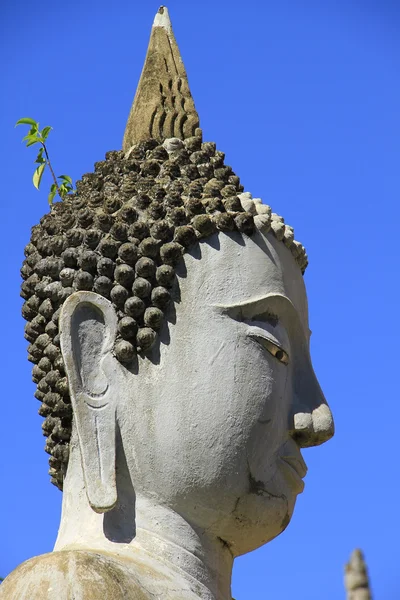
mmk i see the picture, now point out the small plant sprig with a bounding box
[16,118,74,206]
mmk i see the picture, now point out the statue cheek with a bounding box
[244,366,291,479]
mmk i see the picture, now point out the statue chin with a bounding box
[226,492,295,557]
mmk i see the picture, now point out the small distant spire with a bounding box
[345,549,372,600]
[123,6,201,151]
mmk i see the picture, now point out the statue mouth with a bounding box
[279,445,308,492]
[280,454,307,479]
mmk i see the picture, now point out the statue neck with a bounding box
[54,431,233,600]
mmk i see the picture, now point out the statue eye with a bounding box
[252,335,289,365]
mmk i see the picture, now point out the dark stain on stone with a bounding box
[280,512,290,530]
[249,472,268,496]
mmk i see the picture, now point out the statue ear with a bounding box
[60,291,118,513]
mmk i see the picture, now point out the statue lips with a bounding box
[279,442,308,493]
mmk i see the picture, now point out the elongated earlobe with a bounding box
[60,291,118,513]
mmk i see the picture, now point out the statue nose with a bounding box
[289,370,334,448]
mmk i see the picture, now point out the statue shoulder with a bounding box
[0,550,150,600]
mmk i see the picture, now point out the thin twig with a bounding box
[42,143,62,199]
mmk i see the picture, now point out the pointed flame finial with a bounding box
[123,6,201,151]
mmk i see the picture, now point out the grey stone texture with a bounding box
[0,551,151,599]
[6,6,336,600]
[21,136,307,490]
[345,549,373,600]
[123,6,200,150]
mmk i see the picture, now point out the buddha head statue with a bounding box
[18,5,334,596]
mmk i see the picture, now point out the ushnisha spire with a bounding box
[344,549,372,600]
[123,6,201,151]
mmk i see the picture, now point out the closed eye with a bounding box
[250,334,289,365]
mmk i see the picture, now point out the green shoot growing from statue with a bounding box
[15,118,74,206]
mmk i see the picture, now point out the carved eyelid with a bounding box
[247,326,290,365]
[246,324,288,353]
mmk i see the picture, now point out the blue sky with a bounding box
[1,1,399,598]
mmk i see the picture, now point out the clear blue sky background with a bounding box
[1,1,399,598]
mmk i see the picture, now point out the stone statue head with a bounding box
[20,5,333,560]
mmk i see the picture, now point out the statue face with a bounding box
[116,229,333,556]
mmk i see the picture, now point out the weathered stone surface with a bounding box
[345,549,372,600]
[123,6,200,150]
[20,23,307,494]
[47,229,333,600]
[0,551,150,599]
[13,6,334,600]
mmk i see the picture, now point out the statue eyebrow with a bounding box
[215,294,311,341]
[213,294,294,324]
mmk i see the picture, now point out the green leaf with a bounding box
[41,126,52,140]
[33,163,46,189]
[23,127,39,138]
[15,117,38,127]
[25,137,40,147]
[23,132,44,145]
[63,184,73,197]
[58,174,73,184]
[35,148,45,163]
[48,183,57,205]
